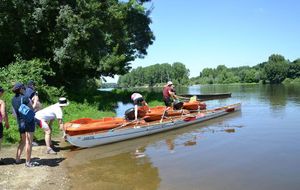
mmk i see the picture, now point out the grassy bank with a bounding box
[2,89,164,145]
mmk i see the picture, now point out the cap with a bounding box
[13,82,24,91]
[167,81,173,86]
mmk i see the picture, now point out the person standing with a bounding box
[131,93,149,121]
[0,86,10,153]
[35,97,69,154]
[11,82,37,167]
[25,80,41,112]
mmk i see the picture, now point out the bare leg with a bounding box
[44,128,52,150]
[16,134,26,163]
[25,132,34,163]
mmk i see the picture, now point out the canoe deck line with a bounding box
[66,103,241,148]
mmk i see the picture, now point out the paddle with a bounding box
[160,107,170,123]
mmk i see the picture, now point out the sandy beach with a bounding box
[0,139,71,190]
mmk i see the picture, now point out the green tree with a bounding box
[0,0,154,89]
[264,54,289,83]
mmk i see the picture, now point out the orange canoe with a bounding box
[143,106,189,122]
[65,117,126,136]
[183,101,206,111]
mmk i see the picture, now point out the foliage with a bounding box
[191,54,299,85]
[264,54,289,84]
[118,62,190,87]
[0,58,63,103]
[0,0,154,89]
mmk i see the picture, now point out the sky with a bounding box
[105,0,300,83]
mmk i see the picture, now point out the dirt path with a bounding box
[0,139,71,190]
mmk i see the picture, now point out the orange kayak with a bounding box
[143,106,190,122]
[65,117,126,136]
[183,101,206,111]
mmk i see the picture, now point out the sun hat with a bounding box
[58,97,69,106]
[167,81,173,86]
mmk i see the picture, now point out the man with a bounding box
[131,93,149,121]
[162,81,177,107]
[35,97,69,154]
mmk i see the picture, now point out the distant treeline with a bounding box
[191,54,300,84]
[117,54,300,87]
[118,62,190,87]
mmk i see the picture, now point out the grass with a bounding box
[2,89,165,145]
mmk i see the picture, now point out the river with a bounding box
[65,84,300,190]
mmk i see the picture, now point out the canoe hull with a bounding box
[66,103,241,148]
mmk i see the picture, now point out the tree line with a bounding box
[117,54,300,87]
[117,62,190,87]
[191,54,300,84]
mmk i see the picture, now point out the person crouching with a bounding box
[35,97,69,154]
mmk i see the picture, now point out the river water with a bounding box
[65,84,300,190]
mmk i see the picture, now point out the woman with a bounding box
[0,86,10,152]
[11,82,38,167]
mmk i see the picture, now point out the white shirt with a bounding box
[35,103,63,121]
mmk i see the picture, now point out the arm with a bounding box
[134,105,138,121]
[31,95,39,110]
[168,90,177,100]
[0,100,10,129]
[57,118,64,130]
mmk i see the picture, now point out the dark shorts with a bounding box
[163,97,173,107]
[133,97,144,105]
[18,119,35,134]
[0,123,3,139]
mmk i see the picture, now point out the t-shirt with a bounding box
[163,86,172,99]
[35,103,63,121]
[24,87,36,99]
[12,94,31,120]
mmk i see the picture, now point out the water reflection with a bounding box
[68,151,160,190]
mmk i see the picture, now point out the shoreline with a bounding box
[0,138,71,190]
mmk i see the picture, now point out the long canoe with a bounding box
[65,103,241,148]
[179,93,231,101]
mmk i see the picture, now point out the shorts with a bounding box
[163,97,173,107]
[37,119,50,130]
[0,123,3,139]
[133,97,144,105]
[18,119,35,134]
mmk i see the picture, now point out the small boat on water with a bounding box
[179,93,231,101]
[64,103,241,148]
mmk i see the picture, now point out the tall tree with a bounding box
[0,0,154,88]
[264,54,289,83]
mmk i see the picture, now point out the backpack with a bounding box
[18,97,35,123]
